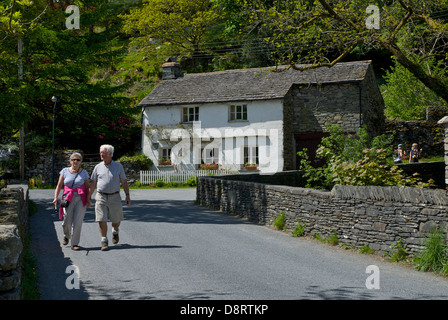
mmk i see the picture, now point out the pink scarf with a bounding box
[59,184,88,219]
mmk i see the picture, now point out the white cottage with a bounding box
[139,60,385,173]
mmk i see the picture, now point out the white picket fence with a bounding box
[139,169,238,185]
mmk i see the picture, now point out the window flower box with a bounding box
[159,158,172,166]
[201,163,220,170]
[244,163,258,170]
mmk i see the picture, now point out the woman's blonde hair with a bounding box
[70,152,83,161]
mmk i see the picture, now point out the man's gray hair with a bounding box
[100,144,114,156]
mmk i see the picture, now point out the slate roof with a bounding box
[139,60,372,107]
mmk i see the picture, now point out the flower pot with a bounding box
[245,166,258,170]
[201,164,219,170]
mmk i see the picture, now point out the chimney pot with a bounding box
[162,61,183,80]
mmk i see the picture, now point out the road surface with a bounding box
[29,188,448,302]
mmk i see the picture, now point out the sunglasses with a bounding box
[71,159,81,162]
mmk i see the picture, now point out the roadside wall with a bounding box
[0,185,29,300]
[197,176,448,256]
[26,150,142,186]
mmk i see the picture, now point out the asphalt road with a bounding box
[29,188,448,301]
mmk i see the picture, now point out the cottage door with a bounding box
[295,133,329,168]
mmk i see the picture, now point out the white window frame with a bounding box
[160,148,171,160]
[203,148,219,164]
[183,106,199,123]
[244,146,258,165]
[229,104,247,121]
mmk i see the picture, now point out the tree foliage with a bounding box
[2,0,448,162]
[381,58,448,120]
[297,125,434,189]
[121,0,224,70]
[239,0,448,103]
[1,1,140,156]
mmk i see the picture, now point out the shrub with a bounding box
[292,222,306,237]
[118,154,153,170]
[414,229,448,273]
[359,245,374,254]
[387,239,408,262]
[297,124,434,189]
[273,212,286,230]
[326,231,339,246]
[186,176,197,187]
[154,179,165,187]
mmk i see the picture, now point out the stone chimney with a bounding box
[162,58,183,80]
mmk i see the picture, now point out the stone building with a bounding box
[139,60,385,172]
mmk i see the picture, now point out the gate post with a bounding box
[437,116,448,188]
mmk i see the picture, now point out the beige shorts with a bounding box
[95,192,123,223]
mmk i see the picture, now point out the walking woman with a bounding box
[53,152,90,250]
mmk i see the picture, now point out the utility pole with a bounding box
[18,38,25,181]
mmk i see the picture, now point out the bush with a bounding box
[154,179,165,187]
[387,239,408,262]
[186,176,197,187]
[414,229,448,273]
[273,212,286,230]
[292,222,306,237]
[326,231,339,246]
[118,154,153,170]
[359,245,374,254]
[297,124,434,189]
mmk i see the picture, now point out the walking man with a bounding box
[88,144,131,251]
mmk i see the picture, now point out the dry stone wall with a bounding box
[27,150,142,186]
[0,185,29,300]
[197,176,448,256]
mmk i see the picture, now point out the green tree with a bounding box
[297,125,432,189]
[239,0,448,104]
[1,1,141,155]
[381,58,448,120]
[0,0,49,135]
[121,0,224,70]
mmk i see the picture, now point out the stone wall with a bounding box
[290,64,385,139]
[197,176,448,256]
[291,83,362,135]
[0,185,29,300]
[395,161,445,188]
[386,119,444,158]
[26,150,73,186]
[218,161,445,189]
[26,150,143,186]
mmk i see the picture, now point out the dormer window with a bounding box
[229,104,247,121]
[183,107,199,123]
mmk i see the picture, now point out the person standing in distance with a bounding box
[88,144,131,251]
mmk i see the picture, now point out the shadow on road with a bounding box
[81,199,253,225]
[30,197,90,300]
[80,243,182,253]
[302,285,375,300]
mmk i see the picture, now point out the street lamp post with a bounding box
[51,96,57,188]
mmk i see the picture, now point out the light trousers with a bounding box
[62,193,86,246]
